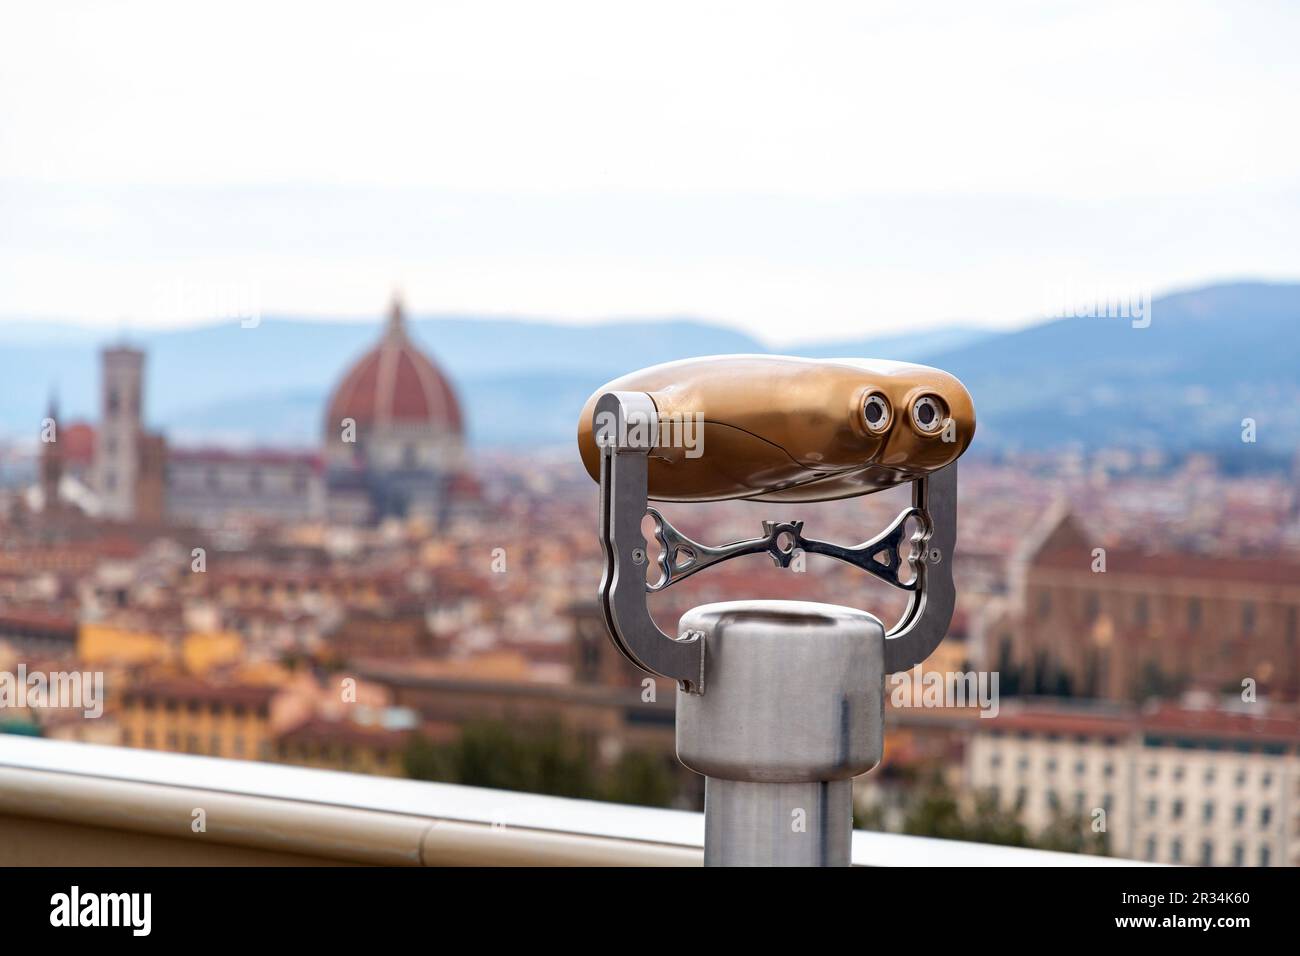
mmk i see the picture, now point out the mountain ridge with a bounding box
[2,281,1297,455]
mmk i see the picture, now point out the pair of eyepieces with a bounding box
[862,393,947,436]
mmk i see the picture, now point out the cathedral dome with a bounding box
[325,297,463,438]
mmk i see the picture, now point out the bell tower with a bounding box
[40,392,64,514]
[95,345,145,520]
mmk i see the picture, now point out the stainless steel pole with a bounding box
[675,600,885,867]
[704,779,855,866]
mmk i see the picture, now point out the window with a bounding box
[1145,837,1157,861]
[1260,806,1272,828]
[1134,596,1149,627]
[1241,602,1256,635]
[1171,799,1184,821]
[1233,803,1245,825]
[1202,801,1213,823]
[1146,798,1157,819]
[1170,839,1183,863]
[1260,846,1271,867]
[1188,598,1202,631]
[1232,843,1244,867]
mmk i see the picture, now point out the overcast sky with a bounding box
[1,0,1298,344]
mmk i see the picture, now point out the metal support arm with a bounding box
[596,392,706,693]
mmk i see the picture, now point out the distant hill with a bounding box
[0,315,766,447]
[791,326,992,361]
[1,281,1298,456]
[920,281,1300,456]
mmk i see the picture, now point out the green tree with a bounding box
[404,720,633,802]
[602,750,677,808]
[1037,809,1110,856]
[892,771,1105,855]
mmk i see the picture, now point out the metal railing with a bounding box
[0,736,1146,866]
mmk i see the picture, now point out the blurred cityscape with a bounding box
[3,299,1300,867]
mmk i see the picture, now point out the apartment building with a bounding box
[118,678,283,760]
[967,702,1299,865]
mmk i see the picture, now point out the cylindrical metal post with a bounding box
[704,779,855,866]
[676,600,885,867]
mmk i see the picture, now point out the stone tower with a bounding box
[94,345,145,521]
[39,392,64,514]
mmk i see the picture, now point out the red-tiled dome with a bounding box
[325,297,463,437]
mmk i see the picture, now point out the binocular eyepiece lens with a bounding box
[912,395,946,433]
[863,393,892,434]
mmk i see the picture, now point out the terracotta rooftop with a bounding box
[276,716,412,746]
[1035,546,1300,587]
[121,678,279,709]
[984,702,1300,746]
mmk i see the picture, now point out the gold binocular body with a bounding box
[578,354,975,502]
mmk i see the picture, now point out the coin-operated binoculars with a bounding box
[578,355,975,866]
